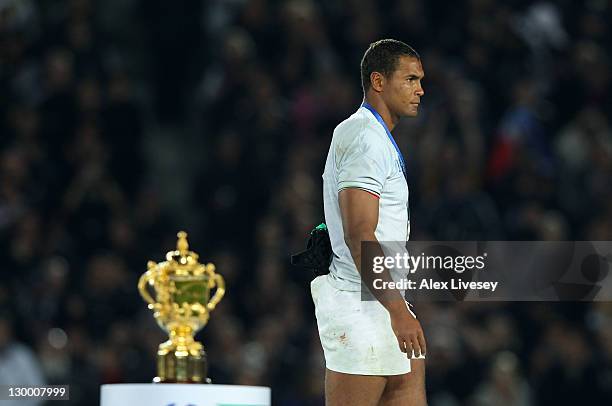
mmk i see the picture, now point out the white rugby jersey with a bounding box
[323,105,410,291]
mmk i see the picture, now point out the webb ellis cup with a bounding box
[138,231,225,383]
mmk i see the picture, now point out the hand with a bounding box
[389,306,427,358]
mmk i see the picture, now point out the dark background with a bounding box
[1,0,611,405]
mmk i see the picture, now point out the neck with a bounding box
[363,94,399,131]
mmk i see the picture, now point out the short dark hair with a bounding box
[360,39,420,93]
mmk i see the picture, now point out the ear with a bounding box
[370,71,384,92]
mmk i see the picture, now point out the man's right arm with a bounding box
[339,188,426,357]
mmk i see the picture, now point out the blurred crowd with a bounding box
[1,0,612,405]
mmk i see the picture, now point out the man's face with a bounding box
[383,56,425,117]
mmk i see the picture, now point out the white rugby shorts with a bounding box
[311,274,424,375]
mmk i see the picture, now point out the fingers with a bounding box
[410,335,422,358]
[397,336,407,353]
[411,328,428,358]
[397,334,424,357]
[417,330,427,356]
[408,330,427,359]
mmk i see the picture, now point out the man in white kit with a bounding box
[311,39,427,405]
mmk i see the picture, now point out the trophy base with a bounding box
[154,340,210,384]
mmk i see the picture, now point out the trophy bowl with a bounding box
[138,231,225,383]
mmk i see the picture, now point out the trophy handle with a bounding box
[138,269,157,308]
[206,273,225,311]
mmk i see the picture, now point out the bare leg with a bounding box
[378,359,427,406]
[325,369,387,406]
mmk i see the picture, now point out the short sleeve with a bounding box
[336,131,389,196]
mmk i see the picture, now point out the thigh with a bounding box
[314,277,411,376]
[378,359,427,406]
[325,369,387,406]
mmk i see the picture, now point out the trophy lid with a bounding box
[165,231,201,271]
[144,231,214,277]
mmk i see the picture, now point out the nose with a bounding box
[416,82,424,97]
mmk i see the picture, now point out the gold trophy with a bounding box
[138,231,225,383]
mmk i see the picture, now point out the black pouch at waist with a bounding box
[290,223,332,277]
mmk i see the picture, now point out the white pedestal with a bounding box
[100,383,271,406]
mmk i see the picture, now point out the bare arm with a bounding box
[339,188,426,357]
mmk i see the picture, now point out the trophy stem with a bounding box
[153,325,209,384]
[170,325,194,345]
